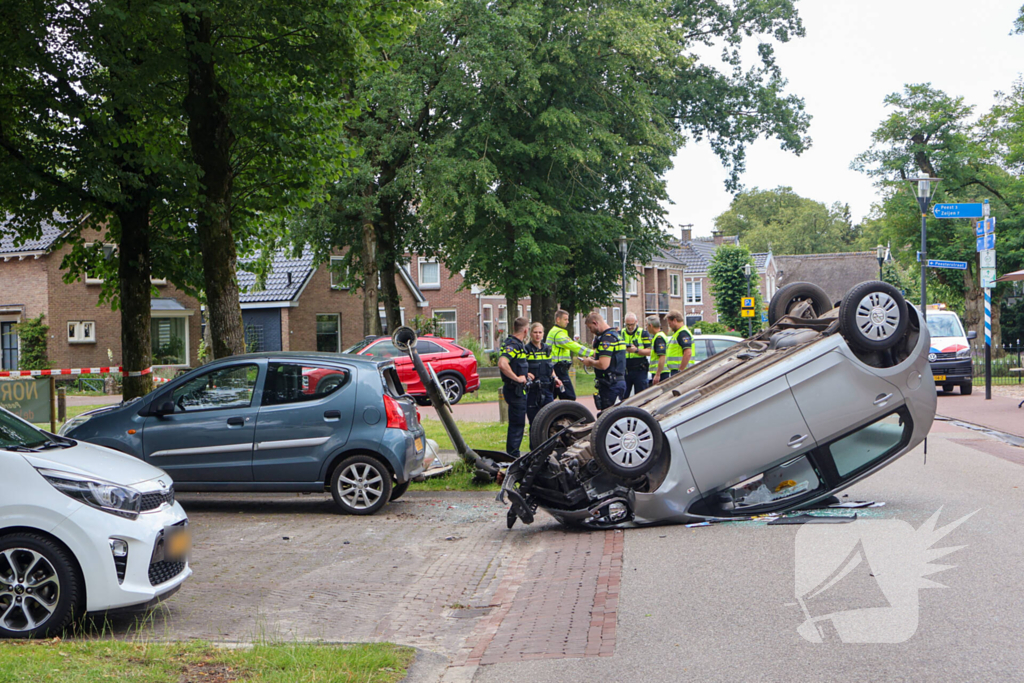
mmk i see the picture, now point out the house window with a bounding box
[685,314,702,327]
[482,305,494,350]
[686,279,702,304]
[1,322,18,370]
[85,244,117,284]
[627,274,638,296]
[378,307,405,334]
[600,307,608,322]
[435,310,457,338]
[151,317,188,366]
[330,257,348,289]
[670,273,681,297]
[498,306,508,337]
[612,307,621,329]
[316,314,340,352]
[67,321,96,344]
[419,258,440,289]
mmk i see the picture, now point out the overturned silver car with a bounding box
[500,281,937,529]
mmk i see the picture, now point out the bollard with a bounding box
[50,376,57,433]
[57,386,66,423]
[498,387,508,424]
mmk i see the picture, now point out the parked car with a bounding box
[923,304,976,395]
[344,335,480,405]
[1,407,190,638]
[690,333,744,363]
[501,281,936,529]
[60,353,426,516]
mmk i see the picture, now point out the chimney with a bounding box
[680,227,692,242]
[712,230,723,247]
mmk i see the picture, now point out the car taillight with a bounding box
[383,394,410,431]
[416,409,422,425]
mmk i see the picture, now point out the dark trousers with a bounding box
[624,368,649,397]
[554,363,576,400]
[527,381,554,423]
[503,384,528,457]
[660,372,671,382]
[596,380,626,412]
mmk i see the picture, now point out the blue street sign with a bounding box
[933,203,985,219]
[926,259,968,270]
[986,217,996,235]
[976,233,995,252]
[760,312,768,323]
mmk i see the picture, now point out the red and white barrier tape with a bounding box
[0,366,156,378]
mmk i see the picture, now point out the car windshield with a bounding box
[0,408,49,449]
[926,314,964,338]
[343,338,376,355]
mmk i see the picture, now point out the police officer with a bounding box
[621,312,651,397]
[664,310,694,376]
[525,322,562,422]
[580,312,626,412]
[646,315,670,384]
[546,309,590,400]
[498,317,531,458]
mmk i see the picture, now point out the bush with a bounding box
[690,320,731,335]
[457,333,490,367]
[15,314,49,370]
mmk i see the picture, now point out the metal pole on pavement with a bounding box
[985,288,992,400]
[920,211,928,322]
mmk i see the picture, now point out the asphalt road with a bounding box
[473,422,1024,683]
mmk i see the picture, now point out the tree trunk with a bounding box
[182,8,246,359]
[530,283,557,332]
[361,212,382,336]
[379,259,402,333]
[118,203,154,400]
[564,302,577,338]
[376,206,404,334]
[506,295,519,331]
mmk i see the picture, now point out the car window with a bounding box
[263,363,349,406]
[416,340,445,355]
[0,408,48,449]
[926,314,964,338]
[362,340,403,359]
[829,412,908,477]
[171,364,259,412]
[343,338,375,355]
[692,340,711,362]
[709,338,741,355]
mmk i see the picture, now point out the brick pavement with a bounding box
[935,392,1024,438]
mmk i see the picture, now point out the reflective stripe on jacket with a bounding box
[546,325,588,362]
[665,326,694,370]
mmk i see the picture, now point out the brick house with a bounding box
[0,218,201,372]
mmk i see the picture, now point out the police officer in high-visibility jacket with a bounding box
[664,310,694,375]
[498,317,531,458]
[580,312,626,412]
[546,309,590,400]
[621,312,651,397]
[525,322,562,423]
[646,315,670,384]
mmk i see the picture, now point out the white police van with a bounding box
[925,304,976,395]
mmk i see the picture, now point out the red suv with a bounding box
[344,335,480,404]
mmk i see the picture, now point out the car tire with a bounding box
[0,532,83,639]
[437,374,465,405]
[961,382,973,395]
[839,281,909,352]
[591,406,664,480]
[330,455,393,516]
[390,480,410,501]
[942,383,954,393]
[529,401,595,450]
[768,282,832,325]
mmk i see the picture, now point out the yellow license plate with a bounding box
[415,437,423,452]
[933,375,946,382]
[165,528,191,561]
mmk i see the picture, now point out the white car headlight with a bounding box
[956,348,971,359]
[36,468,141,519]
[58,413,92,436]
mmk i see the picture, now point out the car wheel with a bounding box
[591,406,664,480]
[390,480,410,501]
[330,456,393,515]
[0,533,83,639]
[942,383,954,393]
[768,282,832,325]
[839,281,909,352]
[412,396,431,407]
[961,382,973,395]
[529,401,595,450]
[439,375,465,405]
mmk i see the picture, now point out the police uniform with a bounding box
[500,335,530,457]
[650,330,670,382]
[525,340,556,422]
[621,325,651,397]
[666,325,694,376]
[592,328,626,411]
[546,324,589,400]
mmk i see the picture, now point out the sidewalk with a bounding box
[66,394,123,407]
[935,391,1024,439]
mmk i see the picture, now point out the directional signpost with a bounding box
[926,259,967,270]
[933,203,985,219]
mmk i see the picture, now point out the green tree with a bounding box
[708,245,761,331]
[715,187,859,254]
[14,315,49,370]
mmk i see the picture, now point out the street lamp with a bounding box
[617,236,631,329]
[742,262,752,338]
[875,244,885,281]
[905,175,941,321]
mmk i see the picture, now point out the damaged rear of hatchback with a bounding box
[500,280,937,529]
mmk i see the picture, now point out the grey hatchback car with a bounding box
[60,353,426,515]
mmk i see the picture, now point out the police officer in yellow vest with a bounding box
[498,317,531,458]
[546,309,590,401]
[621,312,651,397]
[646,315,670,384]
[580,311,626,411]
[525,322,562,422]
[664,310,694,376]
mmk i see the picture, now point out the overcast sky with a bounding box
[663,0,1024,239]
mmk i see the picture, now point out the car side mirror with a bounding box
[967,330,977,340]
[152,400,176,417]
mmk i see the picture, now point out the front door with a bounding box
[252,362,355,482]
[142,362,263,482]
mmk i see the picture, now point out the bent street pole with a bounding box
[920,211,928,322]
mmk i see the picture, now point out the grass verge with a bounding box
[0,640,414,683]
[410,419,518,491]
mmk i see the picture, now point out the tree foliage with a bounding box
[714,187,858,254]
[14,314,49,370]
[708,245,761,331]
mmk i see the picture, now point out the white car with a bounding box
[691,333,744,363]
[1,408,190,638]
